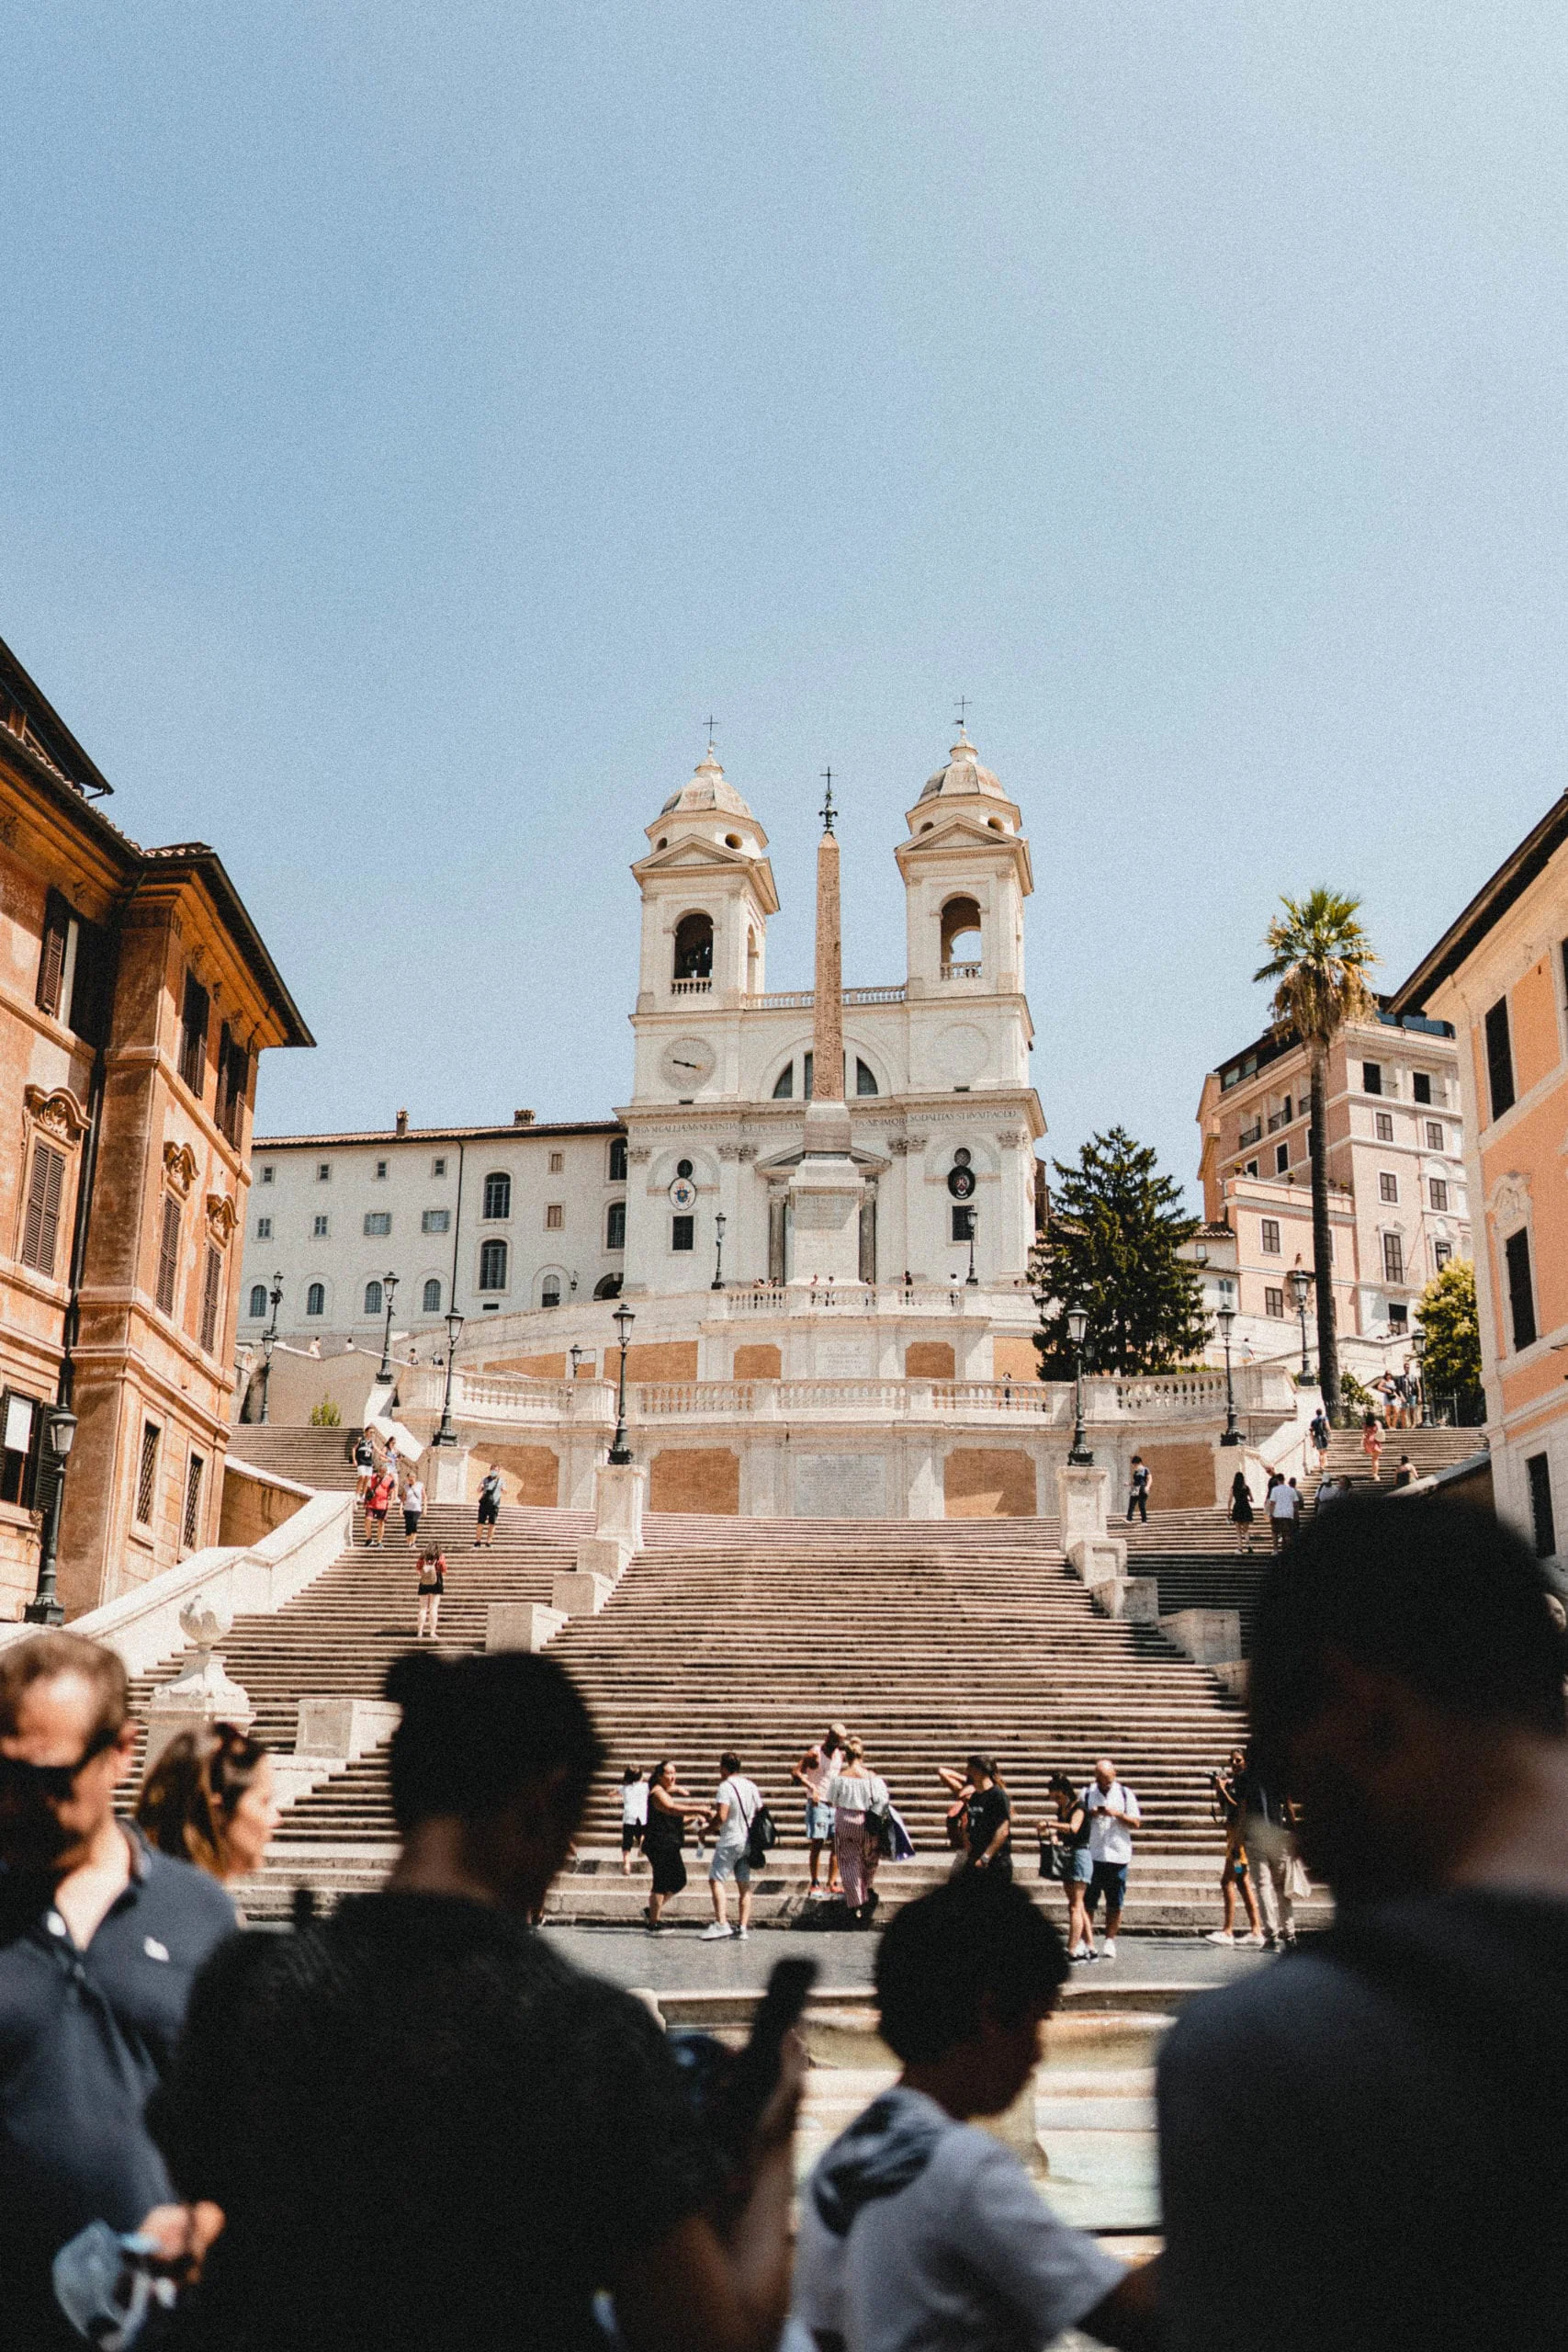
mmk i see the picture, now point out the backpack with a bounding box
[739,1784,777,1868]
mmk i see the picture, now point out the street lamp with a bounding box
[964,1209,978,1288]
[1413,1324,1429,1426]
[1066,1304,1093,1465]
[608,1300,636,1465]
[25,1404,78,1625]
[1216,1301,1242,1446]
[259,1271,283,1423]
[377,1272,400,1383]
[711,1211,727,1292]
[432,1308,465,1445]
[1288,1263,1312,1380]
[569,1343,583,1380]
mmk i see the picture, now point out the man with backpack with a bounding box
[703,1751,766,1941]
[1126,1455,1153,1523]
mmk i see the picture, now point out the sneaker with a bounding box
[1102,1938,1117,1960]
[1080,1945,1099,1962]
[1239,1931,1267,1948]
[699,1922,734,1940]
[735,1926,750,1940]
[1205,1930,1235,1946]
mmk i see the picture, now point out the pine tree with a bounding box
[1415,1259,1482,1415]
[1031,1126,1209,1377]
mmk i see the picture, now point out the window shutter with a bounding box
[1485,999,1516,1121]
[20,1144,65,1276]
[36,892,71,1016]
[1506,1229,1537,1351]
[199,1245,224,1355]
[214,1023,233,1136]
[156,1197,181,1316]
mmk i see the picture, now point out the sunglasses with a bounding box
[0,1724,119,1802]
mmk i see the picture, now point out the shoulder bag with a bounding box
[741,1785,778,1868]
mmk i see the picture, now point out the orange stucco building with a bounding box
[1391,792,1568,1558]
[0,637,310,1618]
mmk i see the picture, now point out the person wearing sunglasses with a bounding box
[0,1631,236,2348]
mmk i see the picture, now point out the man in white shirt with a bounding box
[789,1876,1158,2352]
[1081,1758,1141,1962]
[1269,1476,1301,1552]
[703,1749,765,1939]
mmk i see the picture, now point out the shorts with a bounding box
[709,1843,752,1886]
[621,1825,645,1853]
[806,1802,835,1842]
[1067,1847,1093,1884]
[403,1510,422,1536]
[477,1501,499,1525]
[1087,1860,1128,1913]
[366,1510,387,1531]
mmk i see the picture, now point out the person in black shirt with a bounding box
[0,1632,236,2348]
[1158,1498,1568,2351]
[940,1753,1013,1884]
[154,1647,801,2352]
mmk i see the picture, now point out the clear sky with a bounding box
[3,4,1564,1202]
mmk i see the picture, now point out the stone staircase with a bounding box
[228,1426,367,1492]
[1320,1423,1481,1492]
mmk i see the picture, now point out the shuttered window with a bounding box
[1506,1228,1537,1351]
[155,1197,180,1317]
[1382,1232,1404,1285]
[214,1024,249,1146]
[36,891,71,1016]
[135,1421,160,1525]
[182,1453,206,1553]
[178,975,209,1095]
[1485,998,1516,1122]
[198,1245,223,1355]
[19,1143,65,1277]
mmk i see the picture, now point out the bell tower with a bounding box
[895,730,1034,1095]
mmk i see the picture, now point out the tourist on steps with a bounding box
[1267,1474,1300,1551]
[790,1877,1161,2352]
[364,1463,395,1547]
[805,1736,889,1924]
[1228,1470,1256,1553]
[619,1765,649,1874]
[0,1634,236,2349]
[1157,1497,1568,2351]
[1078,1758,1140,1962]
[1309,1408,1331,1476]
[1125,1454,1152,1523]
[152,1651,805,2352]
[474,1464,503,1547]
[353,1430,376,1501]
[939,1754,1013,1883]
[414,1547,446,1640]
[1360,1410,1384,1481]
[703,1750,765,1939]
[401,1473,425,1546]
[136,1721,282,1914]
[791,1724,845,1897]
[1040,1772,1094,1954]
[1204,1749,1263,1948]
[643,1758,708,1929]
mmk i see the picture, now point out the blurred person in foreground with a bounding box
[151,1647,801,2352]
[1158,1497,1568,2351]
[0,1634,235,2348]
[135,1724,280,1913]
[790,1875,1159,2352]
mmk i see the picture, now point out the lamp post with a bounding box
[432,1308,465,1445]
[1288,1263,1312,1381]
[964,1209,978,1288]
[1216,1302,1242,1446]
[608,1300,636,1465]
[377,1272,400,1383]
[1066,1304,1093,1465]
[711,1212,727,1292]
[569,1343,583,1380]
[1413,1325,1429,1426]
[259,1272,283,1423]
[25,1405,78,1625]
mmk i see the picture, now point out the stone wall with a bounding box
[990,1335,1040,1383]
[649,1447,741,1514]
[943,1446,1037,1518]
[218,1461,310,1548]
[906,1340,956,1379]
[1141,1441,1217,1510]
[732,1342,783,1379]
[466,1444,560,1508]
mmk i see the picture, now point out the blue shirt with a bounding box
[0,1826,235,2346]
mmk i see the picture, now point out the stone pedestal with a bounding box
[1056,1464,1111,1547]
[1066,1533,1126,1589]
[427,1444,471,1505]
[1161,1607,1243,1665]
[786,1136,865,1290]
[295,1695,401,1758]
[551,1570,615,1618]
[1110,1576,1161,1623]
[142,1597,254,1773]
[487,1601,569,1653]
[574,1462,646,1584]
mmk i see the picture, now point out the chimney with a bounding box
[513,1108,535,1125]
[395,1108,409,1136]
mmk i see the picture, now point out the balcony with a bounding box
[1238,1122,1262,1148]
[940,961,983,983]
[670,978,712,996]
[740,984,908,1009]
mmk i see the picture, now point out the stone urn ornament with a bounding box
[144,1593,254,1764]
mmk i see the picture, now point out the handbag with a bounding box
[1038,1833,1066,1883]
[743,1795,778,1869]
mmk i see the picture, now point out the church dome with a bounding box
[919,731,1007,804]
[660,746,756,820]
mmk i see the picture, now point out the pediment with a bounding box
[896,815,1032,893]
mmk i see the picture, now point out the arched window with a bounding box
[594,1272,623,1299]
[855,1057,879,1097]
[478,1238,508,1292]
[540,1275,561,1308]
[423,1277,442,1313]
[606,1200,626,1250]
[672,910,714,980]
[941,895,983,973]
[803,1050,815,1100]
[608,1136,628,1182]
[483,1170,512,1220]
[772,1061,795,1099]
[364,1280,383,1317]
[248,1283,267,1318]
[305,1282,325,1317]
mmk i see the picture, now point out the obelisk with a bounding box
[786,775,864,1283]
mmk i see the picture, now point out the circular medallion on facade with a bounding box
[660,1037,716,1089]
[947,1164,977,1200]
[668,1174,698,1210]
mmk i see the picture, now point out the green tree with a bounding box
[1255,888,1378,1425]
[309,1397,343,1427]
[1416,1259,1482,1413]
[1031,1126,1209,1376]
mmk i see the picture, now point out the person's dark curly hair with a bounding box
[874,1875,1068,2064]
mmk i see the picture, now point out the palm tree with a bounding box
[1255,888,1378,1424]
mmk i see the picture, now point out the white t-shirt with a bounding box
[714,1774,763,1852]
[621,1780,649,1827]
[402,1481,425,1514]
[1083,1781,1140,1865]
[818,1771,889,1824]
[1269,1481,1300,1521]
[790,2085,1122,2352]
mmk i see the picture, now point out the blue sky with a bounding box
[4,3,1565,1202]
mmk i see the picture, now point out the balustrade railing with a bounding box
[940,961,983,982]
